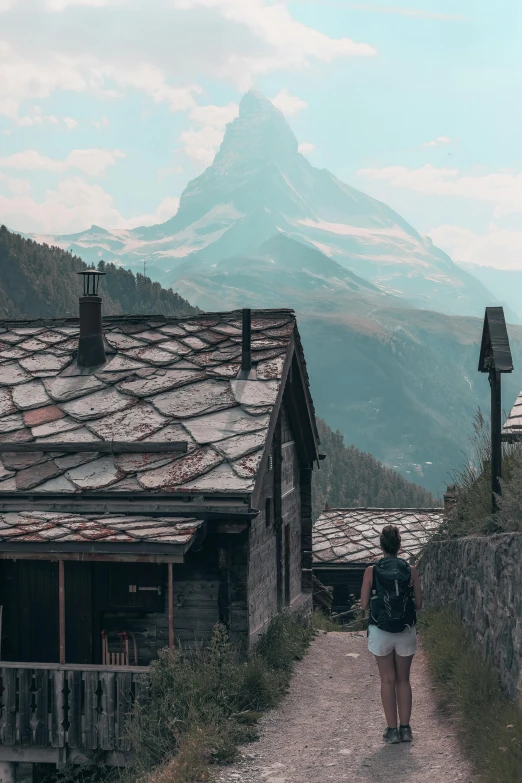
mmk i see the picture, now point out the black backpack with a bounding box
[369,557,416,633]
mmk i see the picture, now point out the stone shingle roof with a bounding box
[313,508,443,565]
[0,512,202,547]
[503,391,522,439]
[0,310,301,495]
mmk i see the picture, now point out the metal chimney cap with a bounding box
[78,269,106,297]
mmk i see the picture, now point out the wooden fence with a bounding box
[0,663,147,756]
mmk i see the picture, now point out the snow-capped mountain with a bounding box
[37,90,508,320]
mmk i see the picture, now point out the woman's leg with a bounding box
[394,652,414,726]
[374,652,397,728]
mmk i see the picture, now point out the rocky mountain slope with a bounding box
[459,262,522,322]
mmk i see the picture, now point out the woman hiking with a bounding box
[360,524,423,745]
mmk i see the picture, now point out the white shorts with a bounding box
[368,624,417,657]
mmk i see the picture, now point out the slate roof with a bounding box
[0,512,202,548]
[313,508,443,565]
[0,310,309,496]
[502,391,522,439]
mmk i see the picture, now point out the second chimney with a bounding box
[241,308,252,373]
[77,270,106,368]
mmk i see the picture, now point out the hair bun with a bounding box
[380,524,401,555]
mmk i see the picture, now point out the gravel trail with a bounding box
[214,630,474,783]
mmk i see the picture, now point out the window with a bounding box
[265,497,272,527]
[268,454,273,471]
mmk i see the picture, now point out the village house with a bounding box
[312,494,453,616]
[0,272,320,775]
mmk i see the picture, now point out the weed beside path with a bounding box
[421,608,522,783]
[214,631,474,783]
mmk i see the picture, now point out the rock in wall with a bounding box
[418,532,522,706]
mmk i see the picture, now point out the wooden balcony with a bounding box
[0,662,148,766]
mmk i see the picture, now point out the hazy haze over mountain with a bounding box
[35,91,514,322]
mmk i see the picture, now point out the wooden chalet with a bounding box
[0,274,320,774]
[312,505,445,616]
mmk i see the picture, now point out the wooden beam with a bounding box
[58,559,65,665]
[490,369,502,513]
[168,562,174,650]
[0,552,184,563]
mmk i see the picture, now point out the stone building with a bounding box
[312,505,444,615]
[0,275,320,774]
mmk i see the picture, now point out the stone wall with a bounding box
[418,532,522,706]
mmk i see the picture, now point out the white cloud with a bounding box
[8,178,31,196]
[109,64,203,111]
[428,223,522,271]
[271,89,307,117]
[181,101,239,165]
[46,0,114,9]
[421,136,452,148]
[339,4,464,21]
[180,126,225,166]
[188,102,238,128]
[358,164,522,217]
[0,148,125,177]
[172,0,376,89]
[63,117,79,131]
[0,1,375,118]
[91,115,110,130]
[0,177,180,234]
[0,42,87,121]
[125,196,180,228]
[298,142,315,155]
[0,0,15,10]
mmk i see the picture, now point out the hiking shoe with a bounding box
[399,725,413,742]
[383,728,400,744]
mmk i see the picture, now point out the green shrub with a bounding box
[420,607,522,783]
[125,613,314,783]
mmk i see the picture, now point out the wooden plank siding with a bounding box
[247,403,306,642]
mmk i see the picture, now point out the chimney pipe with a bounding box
[443,484,457,519]
[77,270,106,368]
[241,308,252,373]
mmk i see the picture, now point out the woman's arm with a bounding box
[359,565,373,611]
[411,566,423,610]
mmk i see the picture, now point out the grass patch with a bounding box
[122,613,314,783]
[311,610,343,633]
[436,408,522,539]
[419,607,522,783]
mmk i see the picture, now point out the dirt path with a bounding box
[214,631,474,783]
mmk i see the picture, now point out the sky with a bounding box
[1,0,521,269]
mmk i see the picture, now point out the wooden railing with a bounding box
[0,663,148,757]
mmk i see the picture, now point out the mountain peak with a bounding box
[239,89,278,118]
[212,89,298,167]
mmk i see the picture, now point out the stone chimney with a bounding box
[77,270,106,368]
[443,484,457,519]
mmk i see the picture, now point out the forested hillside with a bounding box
[0,226,197,319]
[313,418,439,519]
